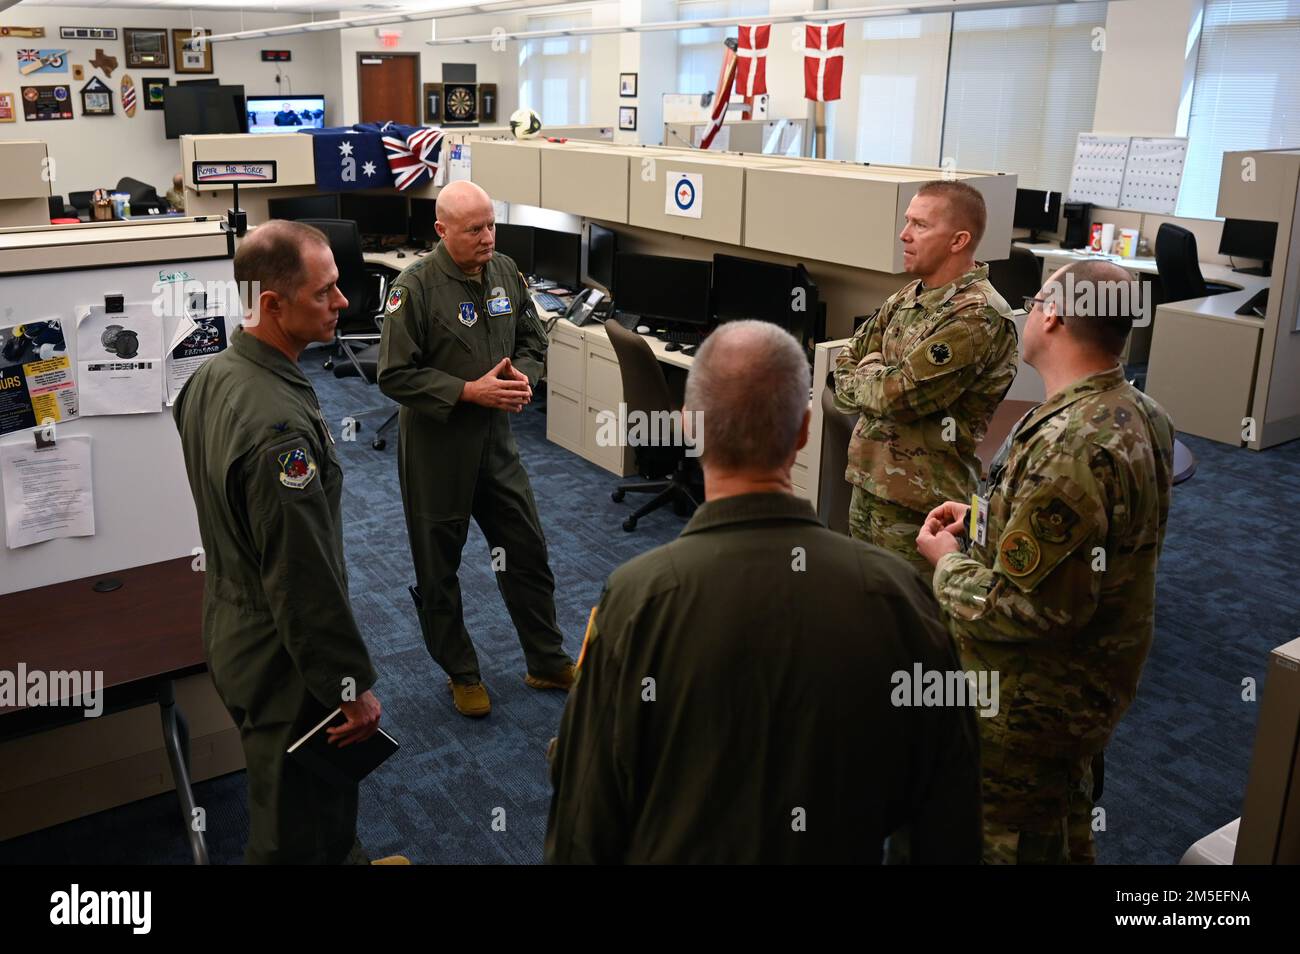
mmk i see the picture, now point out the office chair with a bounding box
[300,218,396,450]
[47,195,78,222]
[986,246,1043,305]
[68,190,99,221]
[603,319,703,531]
[817,380,857,535]
[114,177,167,215]
[1155,224,1235,303]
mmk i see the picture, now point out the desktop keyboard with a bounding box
[665,329,704,348]
[535,292,568,313]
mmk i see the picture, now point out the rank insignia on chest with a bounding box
[1029,497,1079,544]
[487,295,512,317]
[277,447,318,490]
[458,301,477,327]
[999,530,1040,577]
[386,287,405,314]
[927,341,953,366]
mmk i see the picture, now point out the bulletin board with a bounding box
[0,255,238,595]
[1118,137,1188,214]
[1067,133,1130,207]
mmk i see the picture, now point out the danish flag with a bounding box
[803,22,845,102]
[735,24,770,97]
[381,123,444,191]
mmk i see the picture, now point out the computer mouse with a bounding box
[664,341,682,352]
[635,325,651,335]
[396,251,407,258]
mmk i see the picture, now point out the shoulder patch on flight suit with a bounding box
[458,302,477,327]
[386,286,406,315]
[276,446,317,490]
[927,341,953,366]
[487,295,512,317]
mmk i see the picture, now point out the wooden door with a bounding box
[357,52,420,125]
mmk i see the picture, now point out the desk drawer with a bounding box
[546,382,583,450]
[585,342,625,407]
[548,326,584,392]
[584,398,633,475]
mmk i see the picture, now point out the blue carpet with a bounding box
[2,351,1297,865]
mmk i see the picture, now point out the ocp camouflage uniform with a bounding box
[833,264,1018,574]
[932,365,1174,864]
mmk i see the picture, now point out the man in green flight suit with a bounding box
[378,180,574,718]
[833,180,1019,576]
[175,220,392,864]
[917,260,1174,864]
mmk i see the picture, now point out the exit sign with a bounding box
[261,50,291,62]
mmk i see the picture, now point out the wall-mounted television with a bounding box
[164,85,247,139]
[245,95,326,133]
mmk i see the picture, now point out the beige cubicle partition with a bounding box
[0,140,52,228]
[541,144,630,223]
[629,153,746,245]
[471,138,542,207]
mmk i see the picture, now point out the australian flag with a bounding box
[300,127,393,191]
[357,121,444,191]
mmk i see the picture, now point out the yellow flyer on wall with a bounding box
[0,320,79,438]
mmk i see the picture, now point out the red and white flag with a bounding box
[699,37,739,150]
[382,124,444,191]
[735,24,770,98]
[803,22,845,102]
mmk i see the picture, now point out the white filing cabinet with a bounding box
[544,317,817,506]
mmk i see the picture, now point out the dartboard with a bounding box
[447,86,475,120]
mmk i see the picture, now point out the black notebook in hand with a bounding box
[287,708,399,788]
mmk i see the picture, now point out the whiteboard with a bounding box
[1119,137,1188,214]
[0,257,238,595]
[1067,133,1130,207]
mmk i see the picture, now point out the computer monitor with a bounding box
[409,198,438,245]
[1013,188,1062,243]
[493,223,534,273]
[267,193,339,221]
[164,84,247,139]
[533,228,582,289]
[712,253,805,331]
[339,193,409,240]
[1219,218,1277,276]
[615,253,712,327]
[583,223,618,294]
[245,95,326,133]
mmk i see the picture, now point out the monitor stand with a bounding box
[1232,262,1271,277]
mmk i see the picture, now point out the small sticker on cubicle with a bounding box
[191,160,278,185]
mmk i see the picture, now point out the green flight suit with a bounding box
[932,365,1174,863]
[174,327,378,865]
[545,492,983,864]
[377,243,572,685]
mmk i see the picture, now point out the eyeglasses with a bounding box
[1022,295,1063,322]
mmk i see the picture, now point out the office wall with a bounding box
[336,14,520,130]
[0,6,337,197]
[1092,0,1203,137]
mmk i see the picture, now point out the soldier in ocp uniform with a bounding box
[175,220,398,865]
[833,180,1019,576]
[378,181,574,718]
[917,260,1175,864]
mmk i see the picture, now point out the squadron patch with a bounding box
[487,295,512,317]
[385,287,406,314]
[1029,497,1080,544]
[927,341,953,366]
[999,530,1041,577]
[458,302,477,327]
[277,447,317,490]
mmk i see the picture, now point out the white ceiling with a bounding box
[11,1,433,14]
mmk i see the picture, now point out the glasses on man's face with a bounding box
[1022,295,1059,317]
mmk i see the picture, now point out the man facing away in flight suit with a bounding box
[175,220,400,864]
[378,180,574,718]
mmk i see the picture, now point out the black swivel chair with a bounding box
[603,319,703,532]
[68,190,100,221]
[114,176,169,215]
[300,218,396,450]
[986,246,1044,305]
[1155,223,1235,302]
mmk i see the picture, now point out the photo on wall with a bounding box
[172,28,214,74]
[143,76,168,110]
[619,105,637,131]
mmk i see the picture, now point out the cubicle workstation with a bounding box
[0,218,245,850]
[469,136,1019,503]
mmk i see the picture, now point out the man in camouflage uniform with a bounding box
[917,260,1175,864]
[833,180,1018,576]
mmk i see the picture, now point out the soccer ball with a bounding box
[510,107,543,140]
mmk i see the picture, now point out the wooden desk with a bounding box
[0,557,211,863]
